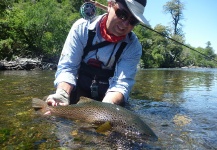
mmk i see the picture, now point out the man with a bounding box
[46,0,149,106]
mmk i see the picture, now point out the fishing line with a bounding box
[140,24,217,63]
[80,0,217,63]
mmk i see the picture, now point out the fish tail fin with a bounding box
[32,98,48,114]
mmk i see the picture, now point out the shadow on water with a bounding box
[0,69,217,149]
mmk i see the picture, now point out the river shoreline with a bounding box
[0,57,57,70]
[1,57,213,71]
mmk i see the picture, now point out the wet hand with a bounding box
[46,88,69,106]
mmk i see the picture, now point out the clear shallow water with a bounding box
[131,68,217,149]
[0,69,216,149]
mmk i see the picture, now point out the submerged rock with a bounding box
[173,114,192,126]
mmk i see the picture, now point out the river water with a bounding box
[0,68,216,149]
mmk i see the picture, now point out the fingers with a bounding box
[46,98,68,106]
[58,102,68,106]
[46,98,58,106]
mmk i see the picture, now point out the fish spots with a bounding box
[33,97,157,140]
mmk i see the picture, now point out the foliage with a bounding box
[163,0,185,36]
[0,0,216,67]
[0,0,80,61]
[133,0,216,68]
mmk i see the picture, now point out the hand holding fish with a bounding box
[46,88,69,106]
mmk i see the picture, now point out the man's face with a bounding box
[106,2,137,36]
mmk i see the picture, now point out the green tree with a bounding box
[163,0,185,36]
[162,0,185,67]
[134,25,156,68]
[204,41,215,60]
[1,0,80,60]
[164,34,184,67]
[0,0,14,60]
[150,24,170,67]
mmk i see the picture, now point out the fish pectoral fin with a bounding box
[96,121,112,134]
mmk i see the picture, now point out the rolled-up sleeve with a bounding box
[54,19,88,87]
[107,35,142,101]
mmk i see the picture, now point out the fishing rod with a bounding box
[80,0,217,63]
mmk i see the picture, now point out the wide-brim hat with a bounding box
[124,0,149,25]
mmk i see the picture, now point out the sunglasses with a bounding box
[113,4,139,26]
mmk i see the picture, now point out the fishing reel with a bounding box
[80,0,107,20]
[80,1,97,20]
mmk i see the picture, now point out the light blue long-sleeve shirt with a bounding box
[54,15,142,101]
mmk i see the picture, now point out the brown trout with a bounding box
[32,96,158,140]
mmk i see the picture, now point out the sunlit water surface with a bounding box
[0,68,216,149]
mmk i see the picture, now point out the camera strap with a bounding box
[82,29,111,60]
[81,29,131,99]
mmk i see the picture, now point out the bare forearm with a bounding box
[57,82,74,94]
[103,91,124,105]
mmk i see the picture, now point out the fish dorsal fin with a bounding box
[77,96,94,104]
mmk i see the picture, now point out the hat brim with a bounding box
[125,0,149,25]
